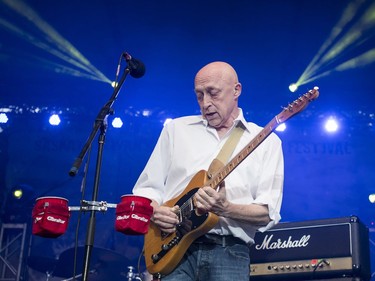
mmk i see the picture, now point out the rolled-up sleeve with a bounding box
[253,133,284,232]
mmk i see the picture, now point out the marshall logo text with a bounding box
[255,234,310,250]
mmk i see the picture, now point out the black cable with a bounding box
[310,259,329,279]
[137,246,145,280]
[72,144,92,280]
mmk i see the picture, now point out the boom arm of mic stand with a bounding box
[69,67,131,177]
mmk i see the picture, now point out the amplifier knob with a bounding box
[292,265,297,269]
[298,264,303,269]
[279,266,284,270]
[285,265,291,270]
[272,266,278,271]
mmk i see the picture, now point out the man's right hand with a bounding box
[151,201,180,233]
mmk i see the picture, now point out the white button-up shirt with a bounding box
[133,109,284,244]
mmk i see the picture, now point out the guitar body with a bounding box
[144,170,219,275]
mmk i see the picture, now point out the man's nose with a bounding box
[202,94,212,107]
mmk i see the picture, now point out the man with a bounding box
[133,61,284,280]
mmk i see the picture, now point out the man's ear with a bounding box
[234,83,242,98]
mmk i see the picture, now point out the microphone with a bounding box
[123,52,146,78]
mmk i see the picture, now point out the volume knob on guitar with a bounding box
[151,254,160,262]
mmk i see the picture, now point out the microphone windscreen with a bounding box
[129,58,146,78]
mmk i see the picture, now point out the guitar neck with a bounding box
[206,117,280,189]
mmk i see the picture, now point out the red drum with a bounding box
[32,197,70,238]
[115,195,153,235]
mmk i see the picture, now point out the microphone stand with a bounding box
[68,63,132,281]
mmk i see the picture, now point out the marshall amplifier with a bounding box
[249,216,371,281]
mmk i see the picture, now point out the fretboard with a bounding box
[206,116,279,189]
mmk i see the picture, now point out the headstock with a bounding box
[276,86,319,124]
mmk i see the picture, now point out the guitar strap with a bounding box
[207,121,246,179]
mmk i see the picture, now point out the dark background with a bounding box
[0,0,374,280]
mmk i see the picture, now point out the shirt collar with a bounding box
[234,109,251,133]
[186,108,251,133]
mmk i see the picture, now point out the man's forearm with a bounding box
[220,203,270,226]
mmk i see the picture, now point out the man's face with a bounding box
[194,70,239,129]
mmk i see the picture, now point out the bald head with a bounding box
[194,61,239,86]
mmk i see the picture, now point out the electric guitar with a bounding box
[144,87,320,275]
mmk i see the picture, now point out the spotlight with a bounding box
[112,117,123,128]
[2,184,36,223]
[276,123,286,132]
[0,113,9,123]
[49,114,61,126]
[324,117,339,133]
[142,110,151,117]
[289,83,298,93]
[13,189,23,199]
[369,194,375,204]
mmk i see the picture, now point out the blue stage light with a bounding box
[276,123,286,132]
[112,117,123,128]
[49,114,61,126]
[0,113,9,124]
[324,117,339,133]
